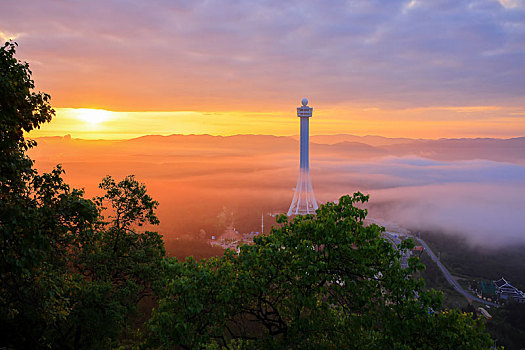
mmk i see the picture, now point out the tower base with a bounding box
[287,169,318,216]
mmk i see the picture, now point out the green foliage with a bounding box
[147,193,492,349]
[0,41,54,194]
[0,40,74,348]
[1,170,166,348]
[49,175,166,349]
[97,175,160,230]
[0,40,57,287]
[1,42,165,349]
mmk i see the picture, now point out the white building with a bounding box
[494,278,525,303]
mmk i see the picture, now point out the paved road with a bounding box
[415,236,499,308]
[383,232,410,270]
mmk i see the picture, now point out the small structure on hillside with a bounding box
[494,278,525,303]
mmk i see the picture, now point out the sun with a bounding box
[74,108,113,125]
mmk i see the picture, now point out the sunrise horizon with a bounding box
[27,130,525,141]
[4,0,523,141]
[25,104,525,140]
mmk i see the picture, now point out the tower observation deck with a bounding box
[287,98,318,216]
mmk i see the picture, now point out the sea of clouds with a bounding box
[322,156,525,247]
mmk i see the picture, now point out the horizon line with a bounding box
[27,133,525,142]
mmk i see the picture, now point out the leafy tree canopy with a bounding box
[147,193,492,349]
[0,41,54,193]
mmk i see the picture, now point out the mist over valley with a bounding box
[29,133,525,249]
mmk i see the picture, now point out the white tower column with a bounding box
[287,98,318,216]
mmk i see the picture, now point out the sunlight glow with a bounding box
[23,105,525,140]
[0,31,23,42]
[73,108,113,125]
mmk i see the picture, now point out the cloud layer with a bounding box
[28,134,525,247]
[321,156,525,247]
[2,0,524,114]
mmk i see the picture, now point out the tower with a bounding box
[287,98,318,216]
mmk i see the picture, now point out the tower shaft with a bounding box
[300,116,309,169]
[287,99,318,216]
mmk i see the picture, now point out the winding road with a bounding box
[414,236,499,308]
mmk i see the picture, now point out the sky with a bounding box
[2,0,525,139]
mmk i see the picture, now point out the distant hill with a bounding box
[310,134,417,146]
[31,134,525,164]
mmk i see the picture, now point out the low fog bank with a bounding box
[28,134,525,248]
[368,183,525,248]
[321,156,525,248]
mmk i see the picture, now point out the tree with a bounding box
[0,42,166,349]
[0,41,87,347]
[0,40,56,299]
[147,193,493,349]
[53,175,165,349]
[0,41,54,194]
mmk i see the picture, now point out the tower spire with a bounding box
[287,98,318,216]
